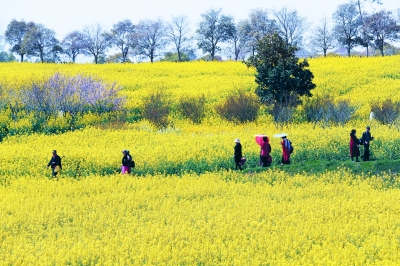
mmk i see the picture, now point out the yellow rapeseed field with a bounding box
[0,57,399,264]
[1,171,400,265]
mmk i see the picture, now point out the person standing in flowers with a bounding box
[349,129,361,162]
[258,136,272,167]
[47,150,62,177]
[121,150,133,174]
[281,135,292,165]
[360,126,374,161]
[233,138,243,170]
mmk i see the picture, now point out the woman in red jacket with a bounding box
[349,129,360,162]
[281,135,292,165]
[258,136,272,167]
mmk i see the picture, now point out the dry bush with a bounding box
[215,91,260,123]
[142,91,170,129]
[302,95,355,126]
[178,94,206,124]
[370,99,400,128]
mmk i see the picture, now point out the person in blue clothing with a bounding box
[360,126,374,161]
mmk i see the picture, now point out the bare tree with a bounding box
[5,20,35,62]
[111,19,136,63]
[333,3,362,57]
[273,7,308,48]
[23,24,61,63]
[397,8,400,22]
[79,24,113,64]
[61,31,84,63]
[196,9,235,61]
[166,15,191,62]
[364,10,399,56]
[353,0,383,56]
[225,20,249,61]
[135,19,168,63]
[310,17,336,57]
[246,8,277,56]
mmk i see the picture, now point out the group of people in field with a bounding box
[349,126,374,162]
[46,126,374,177]
[47,149,136,178]
[233,125,374,170]
[233,134,292,170]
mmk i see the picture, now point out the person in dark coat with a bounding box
[47,150,62,177]
[233,138,243,170]
[121,150,133,174]
[360,126,374,161]
[349,129,360,162]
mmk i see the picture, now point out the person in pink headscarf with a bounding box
[258,136,272,167]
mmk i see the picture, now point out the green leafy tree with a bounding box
[161,51,191,62]
[0,51,16,62]
[245,32,315,107]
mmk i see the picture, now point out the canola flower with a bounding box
[0,171,399,265]
[0,121,398,180]
[0,57,399,264]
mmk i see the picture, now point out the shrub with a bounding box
[215,91,260,123]
[25,72,125,122]
[303,95,332,124]
[370,99,400,127]
[271,105,295,130]
[142,91,170,129]
[302,95,355,126]
[178,95,206,124]
[328,99,355,126]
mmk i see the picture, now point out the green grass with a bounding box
[243,159,400,177]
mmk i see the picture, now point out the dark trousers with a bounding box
[363,145,370,161]
[281,156,290,165]
[234,156,242,170]
[51,167,58,177]
[260,156,270,167]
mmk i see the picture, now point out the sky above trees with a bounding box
[1,0,398,40]
[0,0,398,62]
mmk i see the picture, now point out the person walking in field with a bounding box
[360,126,374,161]
[121,150,133,174]
[281,135,292,165]
[258,136,272,167]
[349,129,361,162]
[233,138,243,170]
[47,150,62,177]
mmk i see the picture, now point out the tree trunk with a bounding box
[177,47,181,62]
[94,55,98,64]
[234,41,239,61]
[40,50,44,63]
[20,54,24,62]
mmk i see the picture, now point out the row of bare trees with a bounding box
[311,0,399,57]
[3,1,400,63]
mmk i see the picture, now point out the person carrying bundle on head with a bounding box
[256,135,272,167]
